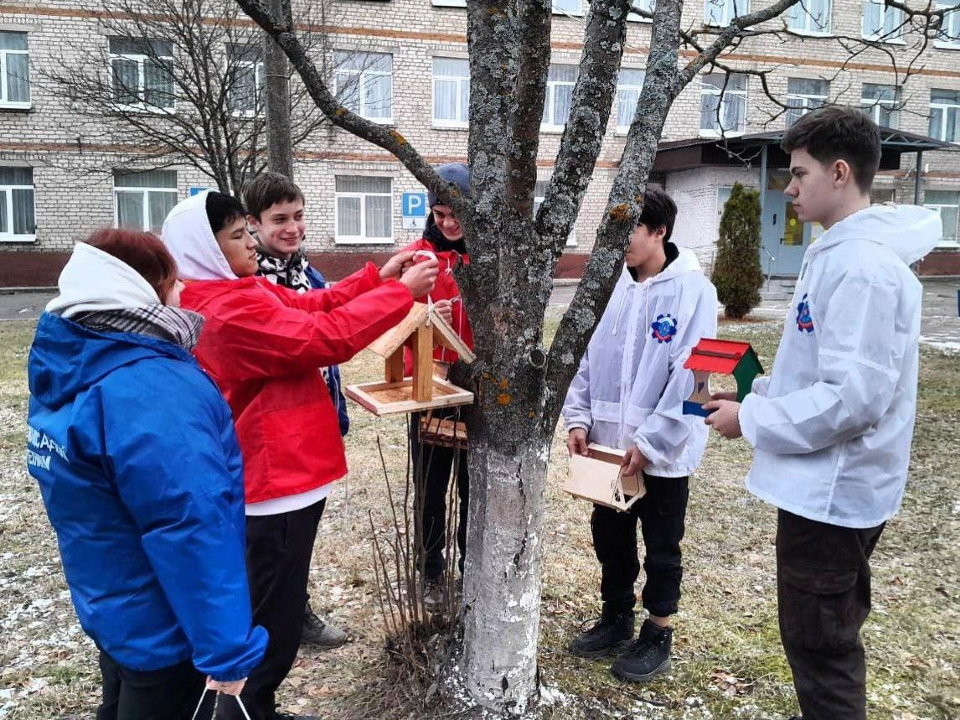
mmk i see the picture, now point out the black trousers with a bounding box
[97,650,208,720]
[591,473,689,619]
[410,413,469,580]
[776,509,885,720]
[217,499,326,720]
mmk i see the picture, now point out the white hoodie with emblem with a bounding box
[562,246,718,478]
[739,204,941,529]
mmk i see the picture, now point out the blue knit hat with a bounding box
[428,163,471,208]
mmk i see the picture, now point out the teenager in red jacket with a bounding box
[404,163,473,607]
[161,191,438,720]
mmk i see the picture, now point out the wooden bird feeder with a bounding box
[564,444,646,512]
[682,338,764,417]
[345,304,476,416]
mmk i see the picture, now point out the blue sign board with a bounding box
[402,192,428,230]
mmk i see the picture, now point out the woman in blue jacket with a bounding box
[27,229,267,720]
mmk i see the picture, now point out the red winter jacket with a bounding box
[402,237,474,374]
[182,263,413,504]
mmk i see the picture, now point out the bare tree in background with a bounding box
[232,0,954,713]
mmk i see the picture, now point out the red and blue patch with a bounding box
[796,293,814,333]
[650,314,678,343]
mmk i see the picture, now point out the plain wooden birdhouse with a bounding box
[345,303,476,416]
[564,444,646,512]
[683,338,764,417]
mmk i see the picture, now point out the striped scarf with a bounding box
[73,306,205,351]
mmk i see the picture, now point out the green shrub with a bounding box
[711,182,764,319]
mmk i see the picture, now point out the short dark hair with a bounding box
[205,192,246,235]
[85,228,178,303]
[242,172,305,220]
[639,187,678,244]
[781,106,881,194]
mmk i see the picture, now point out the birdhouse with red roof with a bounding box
[683,339,764,417]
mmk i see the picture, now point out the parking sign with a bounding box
[402,192,428,230]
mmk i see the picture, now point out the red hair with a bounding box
[84,229,179,303]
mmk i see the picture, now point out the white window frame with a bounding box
[929,90,960,143]
[861,83,899,128]
[552,0,584,15]
[227,44,265,118]
[787,0,833,35]
[432,57,470,129]
[786,78,829,127]
[432,0,466,6]
[109,38,176,114]
[923,190,960,247]
[334,175,394,245]
[534,180,576,247]
[704,0,749,28]
[113,170,178,234]
[616,68,645,135]
[862,0,905,42]
[0,31,30,110]
[934,2,960,48]
[628,0,655,22]
[0,167,36,243]
[333,51,393,124]
[541,65,578,133]
[699,74,748,138]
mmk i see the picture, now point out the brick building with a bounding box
[0,0,958,286]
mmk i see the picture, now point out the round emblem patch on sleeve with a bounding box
[796,293,815,333]
[650,314,678,343]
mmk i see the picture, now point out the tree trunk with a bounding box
[461,403,551,714]
[263,0,293,179]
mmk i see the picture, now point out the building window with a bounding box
[786,78,828,126]
[0,31,29,109]
[862,0,904,41]
[935,2,960,48]
[700,73,748,137]
[534,180,576,247]
[923,190,959,246]
[704,0,748,27]
[628,0,655,21]
[433,57,469,128]
[114,170,178,234]
[930,89,960,142]
[109,38,175,111]
[227,44,264,117]
[335,176,393,243]
[0,167,35,242]
[541,65,578,132]
[553,0,583,13]
[787,0,832,34]
[432,0,466,6]
[333,51,393,123]
[616,68,645,133]
[861,83,899,128]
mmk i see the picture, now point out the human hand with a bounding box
[206,676,247,696]
[433,299,454,325]
[567,428,589,457]
[703,399,743,439]
[710,391,738,402]
[379,251,416,281]
[399,256,439,297]
[621,445,647,478]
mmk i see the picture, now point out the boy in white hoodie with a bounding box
[705,107,940,720]
[563,187,718,683]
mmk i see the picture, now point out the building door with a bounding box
[761,181,818,276]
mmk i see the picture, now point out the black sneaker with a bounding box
[610,619,672,683]
[300,605,347,649]
[568,609,635,659]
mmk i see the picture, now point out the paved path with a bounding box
[4,281,959,349]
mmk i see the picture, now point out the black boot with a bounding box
[568,609,635,659]
[611,619,672,682]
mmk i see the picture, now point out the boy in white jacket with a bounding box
[563,187,718,683]
[705,107,940,720]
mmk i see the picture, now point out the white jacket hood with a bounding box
[160,191,237,282]
[46,242,160,319]
[808,204,941,266]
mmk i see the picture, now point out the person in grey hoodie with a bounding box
[705,107,941,720]
[563,187,718,683]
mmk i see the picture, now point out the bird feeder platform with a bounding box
[564,443,646,513]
